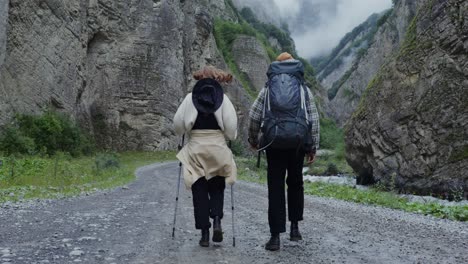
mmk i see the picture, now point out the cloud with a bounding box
[271,0,301,18]
[293,0,392,58]
[232,0,393,58]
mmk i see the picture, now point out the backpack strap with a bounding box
[300,85,309,124]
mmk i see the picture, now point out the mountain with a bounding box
[0,0,250,150]
[0,0,321,151]
[345,0,468,196]
[312,12,384,95]
[324,0,423,126]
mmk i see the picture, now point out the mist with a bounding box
[232,0,393,59]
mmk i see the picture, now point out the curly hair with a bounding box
[193,66,233,83]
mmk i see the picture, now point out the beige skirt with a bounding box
[176,130,237,189]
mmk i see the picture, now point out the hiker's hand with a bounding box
[250,144,258,150]
[306,153,316,165]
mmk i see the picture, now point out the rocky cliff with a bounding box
[0,0,7,66]
[315,13,382,91]
[0,0,253,150]
[231,35,270,92]
[326,0,423,126]
[345,0,468,196]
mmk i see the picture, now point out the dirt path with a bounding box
[0,162,467,264]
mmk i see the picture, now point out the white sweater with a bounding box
[173,93,238,140]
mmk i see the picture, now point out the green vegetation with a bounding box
[0,111,94,157]
[349,73,383,122]
[315,8,395,102]
[214,5,320,96]
[305,182,467,221]
[328,66,354,100]
[236,156,267,184]
[449,145,468,163]
[214,18,261,98]
[0,151,176,203]
[342,88,360,100]
[397,13,419,59]
[0,111,176,203]
[239,7,296,56]
[314,118,353,175]
[312,12,384,75]
[236,159,467,221]
[319,9,393,101]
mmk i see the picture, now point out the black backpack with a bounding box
[259,60,312,150]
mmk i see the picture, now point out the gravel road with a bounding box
[0,162,467,264]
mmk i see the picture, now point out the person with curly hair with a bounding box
[173,66,238,247]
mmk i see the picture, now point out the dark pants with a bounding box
[191,176,226,230]
[266,148,305,234]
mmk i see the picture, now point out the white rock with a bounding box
[78,237,97,242]
[69,249,84,257]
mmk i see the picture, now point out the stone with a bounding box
[69,249,84,257]
[78,236,97,242]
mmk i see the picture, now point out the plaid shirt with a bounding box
[248,86,320,153]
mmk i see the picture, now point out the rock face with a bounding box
[328,0,423,126]
[317,13,382,91]
[345,0,468,196]
[231,35,270,92]
[0,0,7,66]
[0,0,252,150]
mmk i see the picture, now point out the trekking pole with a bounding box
[256,151,261,168]
[172,134,185,239]
[231,184,236,247]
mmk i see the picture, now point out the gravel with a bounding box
[0,162,467,263]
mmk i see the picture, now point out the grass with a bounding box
[314,118,353,175]
[0,151,176,203]
[305,182,468,221]
[236,157,468,222]
[213,19,262,99]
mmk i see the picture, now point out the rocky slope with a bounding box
[0,0,252,150]
[231,35,270,92]
[0,0,7,66]
[345,0,468,196]
[326,0,423,126]
[315,13,382,92]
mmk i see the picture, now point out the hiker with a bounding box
[248,52,320,251]
[173,66,238,247]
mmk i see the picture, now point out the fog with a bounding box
[232,0,392,58]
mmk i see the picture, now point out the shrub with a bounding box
[95,153,120,170]
[0,126,36,155]
[229,139,245,156]
[319,118,343,150]
[324,163,340,175]
[0,111,94,156]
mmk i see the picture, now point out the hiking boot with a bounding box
[212,216,223,242]
[199,229,209,247]
[265,233,280,251]
[290,221,302,241]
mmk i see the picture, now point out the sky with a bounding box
[233,0,393,58]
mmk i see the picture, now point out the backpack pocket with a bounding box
[261,117,309,150]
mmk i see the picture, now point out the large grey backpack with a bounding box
[259,60,312,150]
